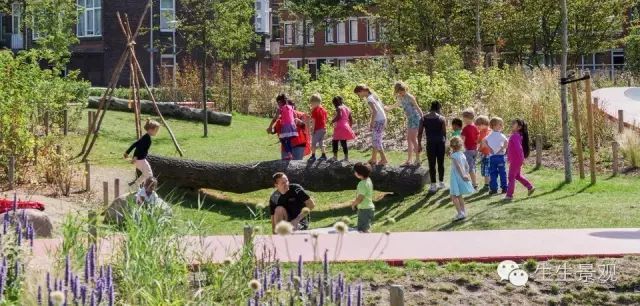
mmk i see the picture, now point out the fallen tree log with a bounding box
[147,155,429,195]
[88,96,232,126]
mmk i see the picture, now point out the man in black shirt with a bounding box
[269,172,316,233]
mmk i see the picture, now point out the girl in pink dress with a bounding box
[267,94,299,160]
[504,118,535,201]
[330,96,356,161]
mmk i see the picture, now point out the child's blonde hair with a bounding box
[394,81,408,93]
[475,115,490,126]
[489,117,504,129]
[310,93,322,104]
[144,119,161,131]
[449,136,463,152]
[353,84,370,94]
[462,108,475,120]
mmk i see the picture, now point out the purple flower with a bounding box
[12,194,17,213]
[90,291,95,306]
[84,254,89,283]
[46,272,51,291]
[80,285,87,306]
[65,255,70,286]
[323,249,329,277]
[107,265,113,288]
[90,245,96,280]
[254,293,259,306]
[14,260,19,278]
[347,286,352,306]
[0,272,4,298]
[297,255,303,278]
[38,286,42,305]
[29,224,34,247]
[356,284,362,306]
[74,275,80,301]
[108,284,114,306]
[319,280,325,306]
[2,213,8,234]
[16,223,22,246]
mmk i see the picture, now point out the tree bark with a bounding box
[147,155,429,195]
[87,96,232,126]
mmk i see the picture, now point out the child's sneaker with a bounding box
[501,189,507,194]
[528,187,536,196]
[481,184,489,191]
[319,154,327,161]
[284,154,293,161]
[488,190,498,195]
[438,182,446,189]
[502,196,513,202]
[308,155,316,162]
[428,184,437,193]
[453,212,466,221]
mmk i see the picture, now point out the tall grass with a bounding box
[618,130,640,168]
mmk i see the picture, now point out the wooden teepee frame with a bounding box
[79,1,184,162]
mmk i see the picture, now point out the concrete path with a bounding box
[29,228,640,267]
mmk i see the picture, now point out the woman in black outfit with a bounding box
[418,101,447,193]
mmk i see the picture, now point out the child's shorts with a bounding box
[357,209,374,232]
[480,156,490,177]
[312,129,326,147]
[464,150,478,173]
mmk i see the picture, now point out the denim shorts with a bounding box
[480,156,490,177]
[357,209,374,232]
[464,150,478,173]
[312,129,326,147]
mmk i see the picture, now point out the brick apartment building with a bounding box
[0,1,637,85]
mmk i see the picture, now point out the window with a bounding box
[12,3,22,35]
[325,25,334,43]
[284,22,295,45]
[77,0,101,37]
[336,22,345,43]
[306,21,315,44]
[349,19,358,43]
[296,22,303,45]
[161,54,176,67]
[367,18,377,42]
[160,0,176,32]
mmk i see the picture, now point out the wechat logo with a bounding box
[497,260,529,286]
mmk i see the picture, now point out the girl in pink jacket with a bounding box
[504,119,535,201]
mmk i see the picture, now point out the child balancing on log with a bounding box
[124,119,161,188]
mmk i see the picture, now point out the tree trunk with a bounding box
[227,61,232,113]
[202,29,209,137]
[147,155,429,195]
[560,0,572,183]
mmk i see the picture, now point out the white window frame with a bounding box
[160,0,176,32]
[366,18,377,42]
[284,22,295,45]
[306,21,314,44]
[296,21,303,45]
[325,25,334,43]
[77,0,102,37]
[336,21,346,44]
[349,18,358,43]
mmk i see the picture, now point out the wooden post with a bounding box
[585,77,596,185]
[8,156,15,190]
[88,111,95,133]
[88,210,97,245]
[618,110,624,134]
[390,285,404,306]
[535,134,543,169]
[85,161,91,192]
[571,83,585,179]
[612,141,619,176]
[92,112,98,132]
[114,179,120,199]
[243,225,253,247]
[103,182,109,206]
[63,109,69,136]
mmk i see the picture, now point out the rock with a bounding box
[0,209,53,238]
[147,155,429,195]
[88,96,232,126]
[103,193,172,225]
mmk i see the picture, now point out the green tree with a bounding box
[179,0,257,136]
[627,11,640,77]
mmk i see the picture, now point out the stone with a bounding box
[0,209,53,238]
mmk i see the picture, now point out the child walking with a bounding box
[461,109,480,189]
[385,81,424,166]
[309,93,328,162]
[482,117,508,194]
[449,136,475,221]
[475,115,492,190]
[330,96,356,161]
[504,119,536,201]
[267,94,299,160]
[351,162,374,232]
[354,84,388,166]
[124,119,161,188]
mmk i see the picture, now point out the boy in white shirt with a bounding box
[482,117,508,194]
[136,177,159,206]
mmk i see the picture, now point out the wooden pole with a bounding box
[103,182,109,207]
[243,225,253,248]
[114,179,120,199]
[585,76,596,185]
[618,110,624,134]
[87,111,95,133]
[8,156,15,190]
[570,83,585,179]
[390,285,404,306]
[63,109,68,136]
[85,161,91,192]
[559,0,572,183]
[535,134,542,169]
[612,141,619,176]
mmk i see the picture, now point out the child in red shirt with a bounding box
[460,108,480,189]
[309,93,328,162]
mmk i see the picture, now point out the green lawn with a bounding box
[68,110,640,235]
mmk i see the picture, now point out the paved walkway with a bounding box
[593,87,640,129]
[29,228,640,267]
